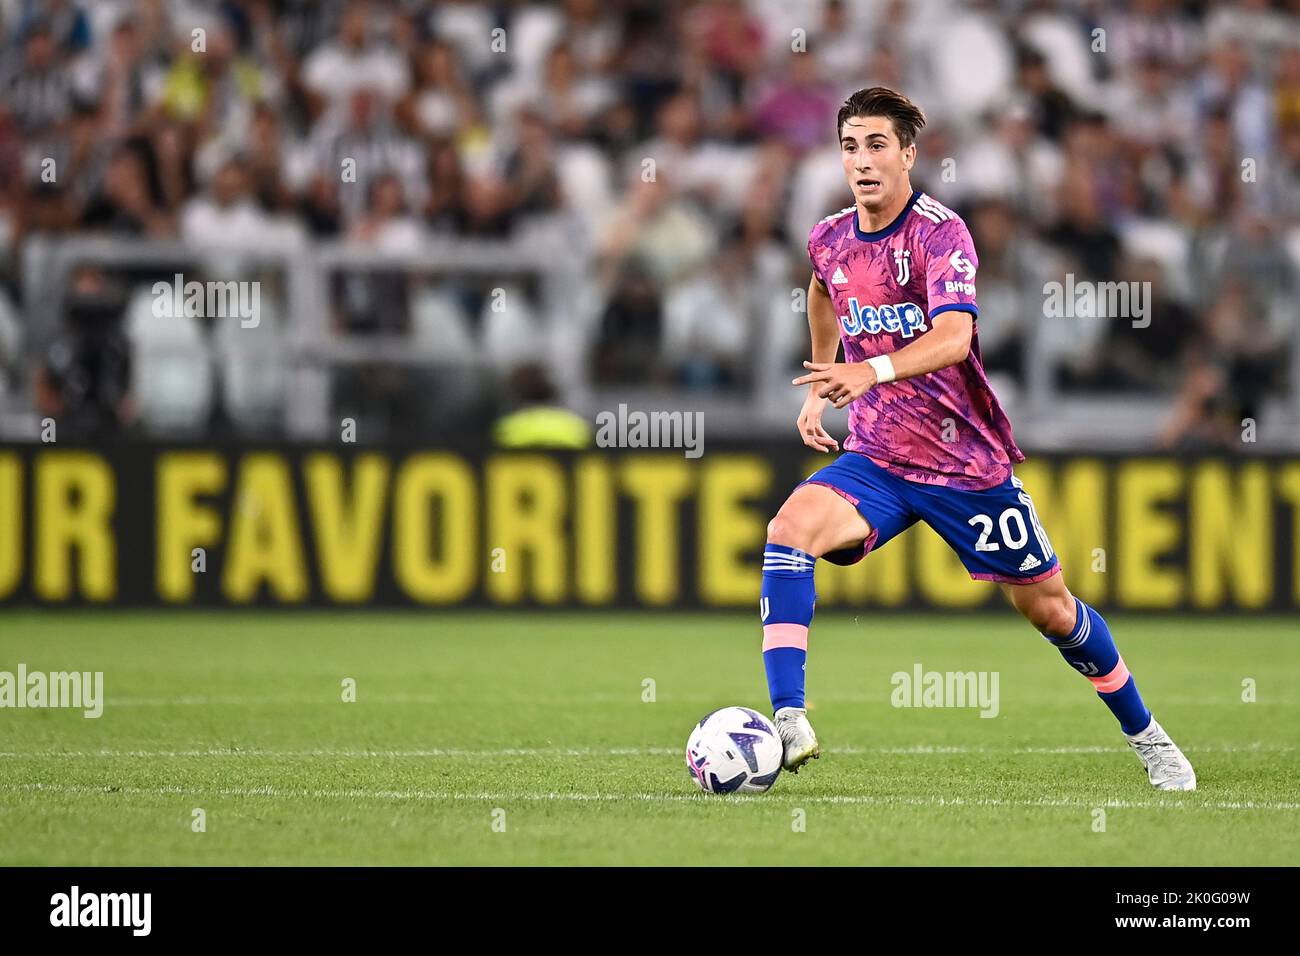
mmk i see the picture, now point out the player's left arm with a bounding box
[792,216,978,409]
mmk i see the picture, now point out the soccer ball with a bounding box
[685,706,783,794]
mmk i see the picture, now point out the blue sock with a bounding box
[761,544,816,712]
[1043,597,1152,735]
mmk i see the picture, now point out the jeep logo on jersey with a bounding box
[841,299,928,338]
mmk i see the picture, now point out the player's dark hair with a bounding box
[836,87,926,149]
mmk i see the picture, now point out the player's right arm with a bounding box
[798,274,841,453]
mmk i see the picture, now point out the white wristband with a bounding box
[867,354,896,384]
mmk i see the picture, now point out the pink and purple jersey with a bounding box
[807,189,1023,490]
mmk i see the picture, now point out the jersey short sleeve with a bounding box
[807,231,826,288]
[923,218,980,319]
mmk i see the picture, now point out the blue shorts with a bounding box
[800,452,1061,584]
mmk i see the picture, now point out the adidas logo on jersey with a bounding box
[831,267,848,285]
[1019,554,1042,572]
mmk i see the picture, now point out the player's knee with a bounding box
[766,511,817,552]
[1025,594,1076,637]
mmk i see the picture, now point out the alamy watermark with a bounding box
[1043,274,1150,328]
[595,403,703,459]
[152,273,260,328]
[0,664,103,718]
[50,886,150,936]
[890,663,999,718]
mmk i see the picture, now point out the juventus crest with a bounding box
[893,248,911,285]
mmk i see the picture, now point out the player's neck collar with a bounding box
[853,189,921,242]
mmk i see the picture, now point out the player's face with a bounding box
[840,116,915,210]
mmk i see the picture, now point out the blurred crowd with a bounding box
[0,0,1298,447]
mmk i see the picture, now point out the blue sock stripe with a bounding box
[1044,597,1090,648]
[1070,597,1088,640]
[762,561,815,574]
[762,547,816,572]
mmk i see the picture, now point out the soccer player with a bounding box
[762,88,1195,791]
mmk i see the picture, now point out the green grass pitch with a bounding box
[0,611,1296,866]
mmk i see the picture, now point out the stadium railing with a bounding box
[7,235,1299,450]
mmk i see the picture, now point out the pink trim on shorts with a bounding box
[1089,657,1131,694]
[803,479,859,507]
[970,564,1062,585]
[762,624,809,651]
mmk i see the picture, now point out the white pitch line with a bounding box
[101,694,685,707]
[101,695,1300,707]
[0,747,674,759]
[1,781,1297,812]
[0,743,1290,759]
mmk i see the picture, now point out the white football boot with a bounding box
[1124,717,1196,791]
[773,706,820,773]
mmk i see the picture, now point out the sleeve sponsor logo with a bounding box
[944,249,977,295]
